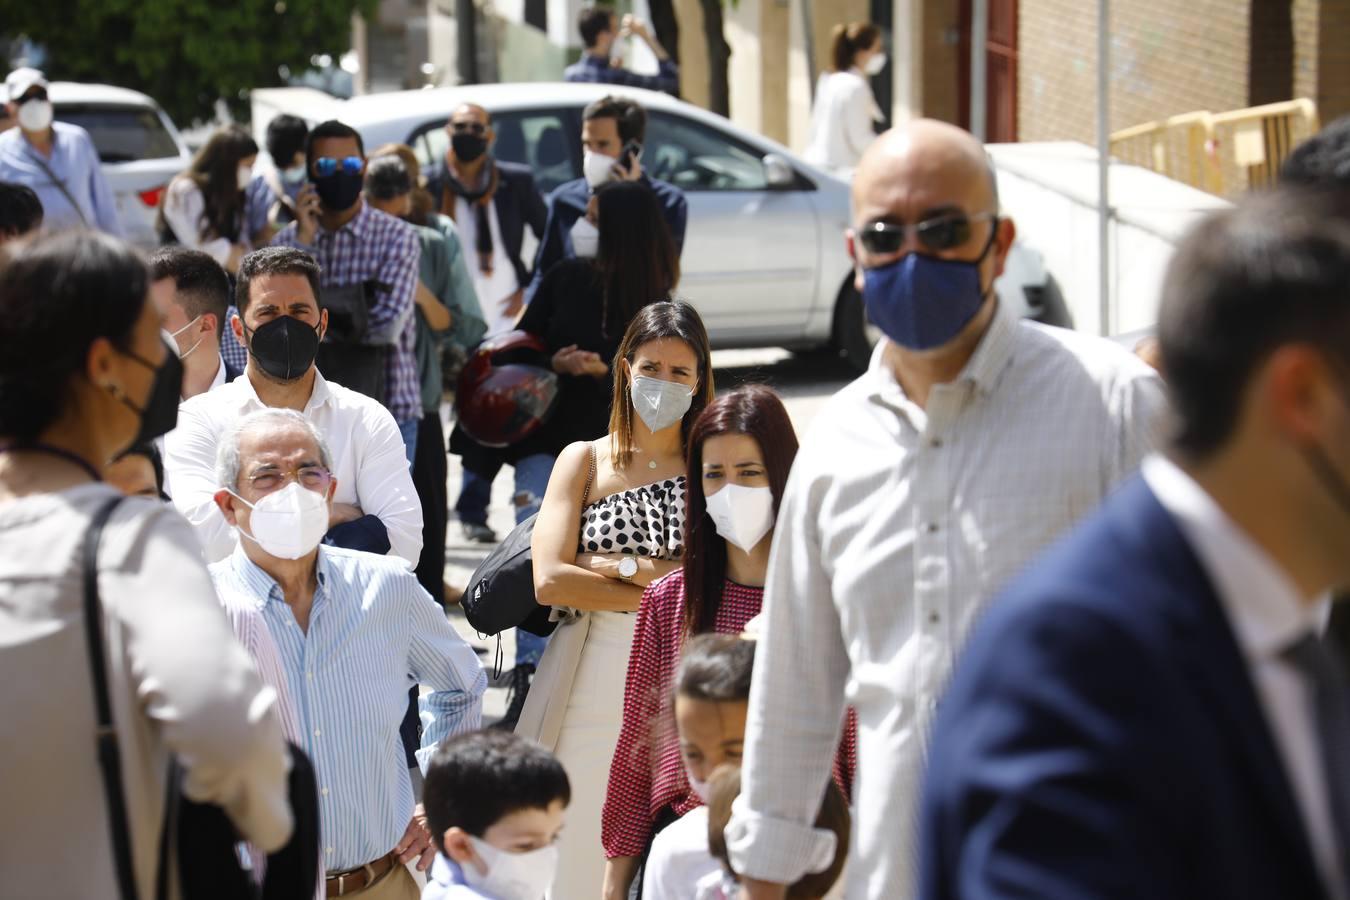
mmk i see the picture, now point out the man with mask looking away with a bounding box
[727,120,1166,899]
[164,246,423,566]
[0,67,122,236]
[272,119,423,464]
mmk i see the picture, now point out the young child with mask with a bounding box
[602,386,857,899]
[422,730,570,900]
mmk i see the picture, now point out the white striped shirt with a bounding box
[726,301,1167,899]
[210,544,486,871]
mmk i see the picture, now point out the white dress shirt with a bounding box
[162,175,244,265]
[1143,455,1345,899]
[803,68,883,177]
[643,807,721,900]
[726,301,1166,899]
[455,195,519,336]
[163,368,423,566]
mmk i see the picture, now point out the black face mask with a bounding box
[109,347,182,446]
[313,170,364,212]
[244,316,321,382]
[451,132,488,162]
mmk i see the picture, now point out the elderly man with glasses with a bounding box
[726,119,1167,900]
[0,67,122,235]
[210,407,486,900]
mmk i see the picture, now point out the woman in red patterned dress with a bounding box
[601,385,858,899]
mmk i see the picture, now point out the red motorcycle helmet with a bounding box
[454,330,561,448]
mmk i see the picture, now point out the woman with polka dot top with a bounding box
[522,300,715,900]
[600,385,859,900]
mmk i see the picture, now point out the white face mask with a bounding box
[17,98,53,132]
[228,481,329,559]
[630,374,693,434]
[685,764,712,804]
[461,836,559,900]
[863,52,888,76]
[281,163,307,185]
[703,482,775,552]
[169,314,205,360]
[570,216,599,259]
[237,163,254,191]
[583,149,617,190]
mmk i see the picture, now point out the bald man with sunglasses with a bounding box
[727,119,1167,900]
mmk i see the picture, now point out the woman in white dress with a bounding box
[803,22,887,177]
[523,300,715,900]
[157,124,258,273]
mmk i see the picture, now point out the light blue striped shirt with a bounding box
[210,544,486,871]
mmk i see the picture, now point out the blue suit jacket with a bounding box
[424,159,547,291]
[524,174,687,303]
[920,476,1328,900]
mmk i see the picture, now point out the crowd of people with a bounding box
[4,15,1350,900]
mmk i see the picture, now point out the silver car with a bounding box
[259,82,1064,369]
[49,82,191,249]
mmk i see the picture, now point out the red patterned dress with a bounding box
[601,568,858,859]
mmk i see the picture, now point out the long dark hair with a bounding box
[593,180,680,339]
[830,22,881,72]
[608,301,715,470]
[0,231,147,441]
[681,385,798,637]
[158,125,257,242]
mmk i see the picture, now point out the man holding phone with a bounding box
[564,8,679,96]
[525,95,686,303]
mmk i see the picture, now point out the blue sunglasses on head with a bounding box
[312,156,363,178]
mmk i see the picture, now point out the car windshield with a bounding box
[53,104,181,163]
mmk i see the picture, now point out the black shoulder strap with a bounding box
[80,495,141,900]
[27,144,91,228]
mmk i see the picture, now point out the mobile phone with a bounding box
[618,140,642,173]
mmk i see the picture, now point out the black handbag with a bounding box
[82,497,320,900]
[316,281,391,404]
[462,445,595,638]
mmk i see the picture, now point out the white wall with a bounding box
[988,142,1231,336]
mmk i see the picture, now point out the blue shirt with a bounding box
[563,53,679,95]
[209,545,486,871]
[244,171,303,242]
[0,121,123,236]
[525,174,686,302]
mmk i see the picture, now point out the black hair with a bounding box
[305,119,365,170]
[114,441,166,496]
[234,246,322,317]
[155,125,257,244]
[363,154,413,201]
[1159,187,1350,459]
[1280,115,1350,189]
[0,231,148,441]
[675,633,756,703]
[148,247,231,339]
[583,95,647,145]
[593,180,678,337]
[423,730,571,851]
[577,5,617,48]
[0,181,43,237]
[266,114,310,167]
[829,22,882,73]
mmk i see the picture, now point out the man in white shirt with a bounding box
[728,119,1165,900]
[919,188,1350,900]
[149,247,242,399]
[164,246,423,566]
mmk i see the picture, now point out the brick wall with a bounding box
[922,0,962,124]
[1018,0,1251,142]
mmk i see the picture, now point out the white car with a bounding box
[254,82,1066,369]
[49,82,192,248]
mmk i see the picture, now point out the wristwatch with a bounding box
[617,557,639,582]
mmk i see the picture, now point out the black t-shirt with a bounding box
[508,258,624,461]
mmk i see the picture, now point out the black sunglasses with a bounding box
[857,211,996,256]
[449,121,488,136]
[17,90,48,104]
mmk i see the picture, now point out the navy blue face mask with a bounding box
[861,224,999,350]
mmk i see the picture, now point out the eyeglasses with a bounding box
[856,212,996,256]
[312,156,363,178]
[449,121,487,136]
[247,465,332,494]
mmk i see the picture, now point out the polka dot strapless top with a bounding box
[579,476,686,561]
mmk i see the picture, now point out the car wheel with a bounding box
[832,281,879,373]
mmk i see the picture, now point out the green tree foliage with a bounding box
[6,0,378,125]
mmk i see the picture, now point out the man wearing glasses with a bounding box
[0,67,122,236]
[164,246,423,567]
[726,119,1166,899]
[425,103,547,338]
[210,407,485,900]
[272,119,424,466]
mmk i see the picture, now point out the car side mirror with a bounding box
[763,153,796,189]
